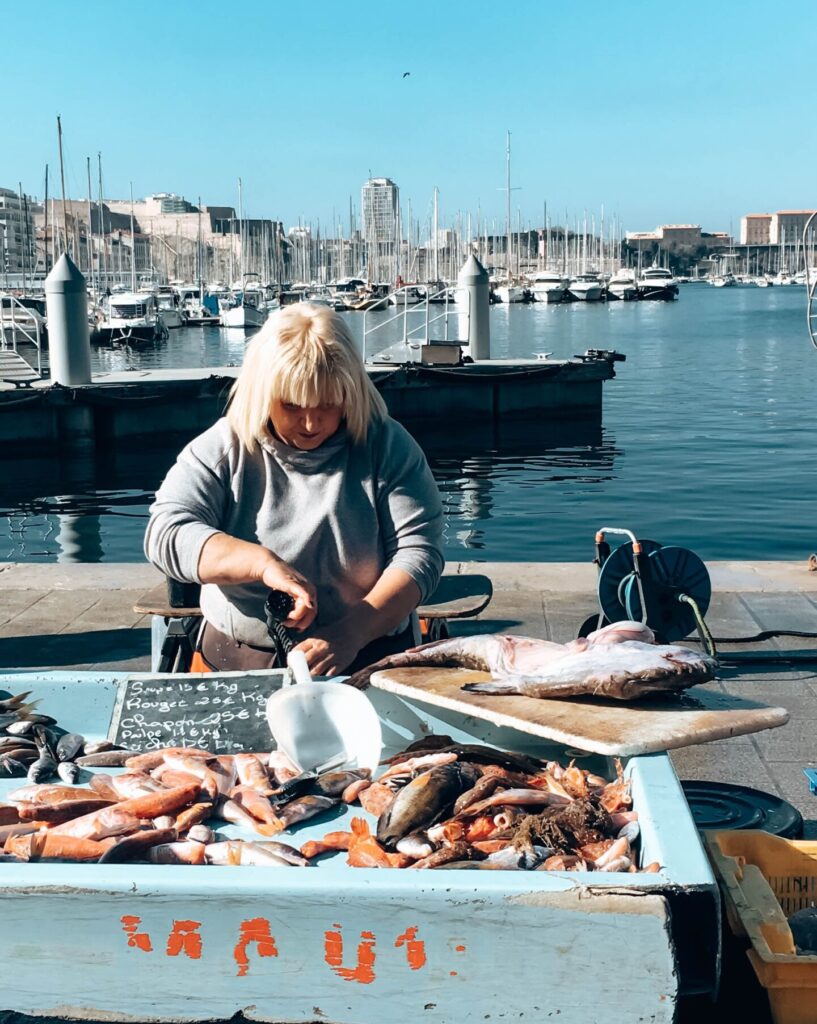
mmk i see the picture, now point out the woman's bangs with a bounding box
[276,356,347,410]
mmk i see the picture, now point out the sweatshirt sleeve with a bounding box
[375,421,445,603]
[143,423,233,583]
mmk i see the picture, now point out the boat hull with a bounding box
[638,285,679,301]
[568,283,603,302]
[221,305,267,329]
[495,286,525,303]
[532,285,566,303]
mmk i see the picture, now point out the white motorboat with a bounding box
[388,285,426,306]
[711,273,736,288]
[177,284,221,325]
[94,292,169,346]
[568,273,604,302]
[0,293,48,345]
[494,283,526,303]
[637,266,679,301]
[155,287,184,328]
[220,275,268,329]
[607,269,639,301]
[754,276,771,288]
[530,271,568,303]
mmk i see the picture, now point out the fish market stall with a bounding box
[0,667,782,1024]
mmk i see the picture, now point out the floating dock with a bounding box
[0,355,617,453]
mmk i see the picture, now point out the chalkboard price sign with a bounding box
[109,673,284,754]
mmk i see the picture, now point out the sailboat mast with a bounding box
[505,130,512,279]
[97,154,107,290]
[433,186,439,282]
[86,157,95,294]
[238,177,245,283]
[56,115,69,257]
[42,165,50,278]
[129,183,136,292]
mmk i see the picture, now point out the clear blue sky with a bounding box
[5,0,816,236]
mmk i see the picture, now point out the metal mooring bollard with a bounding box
[45,253,92,386]
[457,255,490,360]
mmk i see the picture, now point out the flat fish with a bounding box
[345,623,716,702]
[463,641,717,701]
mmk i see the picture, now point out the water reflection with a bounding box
[1,418,618,563]
[410,417,619,558]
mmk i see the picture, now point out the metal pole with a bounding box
[57,115,69,257]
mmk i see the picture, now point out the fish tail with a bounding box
[462,680,523,695]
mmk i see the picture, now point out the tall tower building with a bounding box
[361,177,398,281]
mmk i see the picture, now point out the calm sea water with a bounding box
[4,284,817,564]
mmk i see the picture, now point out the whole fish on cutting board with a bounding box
[345,620,717,701]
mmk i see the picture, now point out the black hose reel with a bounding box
[579,527,716,656]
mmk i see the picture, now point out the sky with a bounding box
[4,0,816,237]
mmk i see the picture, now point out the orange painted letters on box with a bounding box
[394,926,427,970]
[166,920,203,959]
[120,915,153,953]
[234,917,279,977]
[324,924,376,984]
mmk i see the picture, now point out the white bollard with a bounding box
[45,253,91,385]
[457,255,490,360]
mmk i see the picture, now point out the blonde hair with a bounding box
[227,303,387,451]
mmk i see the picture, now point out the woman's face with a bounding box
[270,399,344,450]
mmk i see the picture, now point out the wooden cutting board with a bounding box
[369,668,789,756]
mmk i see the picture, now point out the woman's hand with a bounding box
[293,624,362,677]
[260,558,317,631]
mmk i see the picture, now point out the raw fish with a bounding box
[345,621,716,702]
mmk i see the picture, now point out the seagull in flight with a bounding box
[402,72,410,78]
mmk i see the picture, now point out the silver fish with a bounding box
[484,845,552,870]
[82,740,117,755]
[27,754,57,784]
[346,625,716,702]
[0,756,29,778]
[252,841,311,867]
[395,834,435,859]
[76,750,136,767]
[187,824,215,844]
[276,795,338,830]
[57,762,80,785]
[56,733,85,763]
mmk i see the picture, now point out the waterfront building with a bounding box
[769,210,816,245]
[740,214,772,245]
[0,186,35,283]
[626,224,703,248]
[362,177,398,282]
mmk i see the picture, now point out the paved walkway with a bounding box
[1,559,815,835]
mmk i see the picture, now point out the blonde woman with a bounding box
[145,304,444,676]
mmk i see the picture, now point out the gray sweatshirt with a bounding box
[144,416,444,647]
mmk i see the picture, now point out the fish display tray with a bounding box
[705,831,817,1024]
[0,670,720,1024]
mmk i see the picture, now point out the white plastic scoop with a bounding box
[265,650,382,774]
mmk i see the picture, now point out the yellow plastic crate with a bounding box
[705,830,817,1024]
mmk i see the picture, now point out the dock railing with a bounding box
[362,285,469,364]
[0,296,43,376]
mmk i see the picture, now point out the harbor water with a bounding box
[3,284,816,564]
